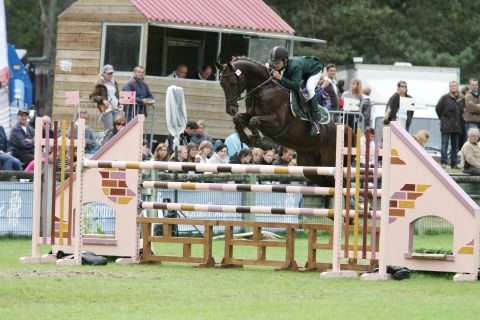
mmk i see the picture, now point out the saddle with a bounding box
[290,90,330,124]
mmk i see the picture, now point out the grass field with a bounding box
[0,234,478,320]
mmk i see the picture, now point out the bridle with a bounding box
[220,65,274,104]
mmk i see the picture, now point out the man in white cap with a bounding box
[9,109,35,166]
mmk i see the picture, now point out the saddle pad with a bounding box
[290,92,330,124]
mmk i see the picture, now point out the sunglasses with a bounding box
[116,123,125,126]
[399,85,407,88]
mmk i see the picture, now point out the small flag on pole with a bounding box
[65,91,80,105]
[120,91,136,104]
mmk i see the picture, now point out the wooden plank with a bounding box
[57,20,103,27]
[65,5,142,15]
[228,258,286,267]
[148,236,206,245]
[218,220,301,229]
[230,239,286,248]
[55,66,99,76]
[57,25,101,34]
[57,33,101,43]
[56,49,100,60]
[60,13,146,23]
[75,0,135,6]
[54,58,100,68]
[57,40,101,51]
[144,255,205,264]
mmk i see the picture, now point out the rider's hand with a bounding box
[272,70,282,81]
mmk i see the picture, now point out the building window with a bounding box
[102,24,143,73]
[147,26,220,79]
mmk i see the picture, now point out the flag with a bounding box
[120,91,136,105]
[65,91,80,105]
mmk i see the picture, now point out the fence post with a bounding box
[241,173,257,232]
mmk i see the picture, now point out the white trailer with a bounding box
[336,62,461,157]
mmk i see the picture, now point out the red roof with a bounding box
[130,0,294,34]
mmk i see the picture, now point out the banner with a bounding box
[0,0,10,135]
[65,91,80,105]
[0,0,7,85]
[343,97,360,112]
[120,91,135,105]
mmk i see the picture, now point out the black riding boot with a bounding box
[307,98,321,135]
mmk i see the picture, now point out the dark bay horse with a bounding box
[215,57,342,207]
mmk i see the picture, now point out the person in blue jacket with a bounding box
[123,66,155,123]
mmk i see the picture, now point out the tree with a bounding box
[265,0,480,82]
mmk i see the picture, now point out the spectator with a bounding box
[67,111,99,154]
[459,127,480,175]
[269,45,324,135]
[463,78,480,133]
[123,66,154,123]
[101,117,125,146]
[342,78,363,129]
[323,63,339,110]
[314,80,331,110]
[89,64,122,131]
[41,115,54,138]
[383,80,414,132]
[186,143,197,162]
[168,64,188,79]
[142,139,153,161]
[251,148,264,164]
[459,86,469,145]
[169,145,188,162]
[273,147,294,166]
[0,125,22,170]
[9,109,35,166]
[337,79,346,109]
[167,121,199,154]
[192,65,213,81]
[229,148,252,164]
[361,86,372,128]
[261,149,275,165]
[435,80,463,169]
[191,120,213,145]
[195,140,213,163]
[412,129,430,148]
[224,132,248,159]
[153,143,170,162]
[207,143,229,164]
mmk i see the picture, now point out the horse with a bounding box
[215,57,345,208]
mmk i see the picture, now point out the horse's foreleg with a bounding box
[233,113,254,146]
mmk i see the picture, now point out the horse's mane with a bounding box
[231,56,268,73]
[231,56,269,75]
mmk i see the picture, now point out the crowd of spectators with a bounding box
[5,61,480,181]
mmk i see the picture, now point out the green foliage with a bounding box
[265,0,480,82]
[5,0,42,55]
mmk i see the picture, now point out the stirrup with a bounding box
[309,122,320,135]
[318,107,330,124]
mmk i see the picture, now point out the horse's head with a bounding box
[215,61,246,116]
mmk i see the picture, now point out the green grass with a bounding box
[0,234,478,320]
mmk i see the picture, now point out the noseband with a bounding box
[220,66,274,104]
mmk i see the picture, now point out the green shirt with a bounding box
[280,56,323,91]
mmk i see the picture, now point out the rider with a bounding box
[269,46,324,135]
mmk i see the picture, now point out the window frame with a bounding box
[100,22,145,76]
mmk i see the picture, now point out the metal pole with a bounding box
[149,103,155,151]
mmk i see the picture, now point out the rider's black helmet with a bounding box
[270,46,289,63]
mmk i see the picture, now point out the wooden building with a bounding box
[53,0,324,140]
